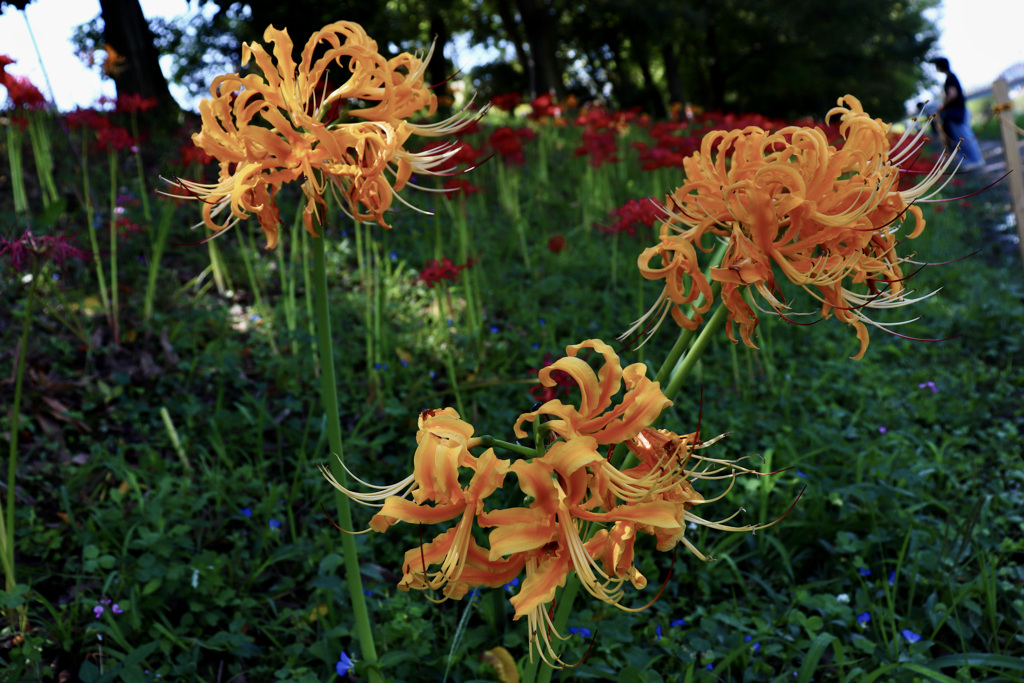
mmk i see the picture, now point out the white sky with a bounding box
[1,0,1022,112]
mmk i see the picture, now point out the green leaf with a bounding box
[928,653,1024,673]
[796,633,836,683]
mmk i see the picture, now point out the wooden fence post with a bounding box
[992,77,1024,271]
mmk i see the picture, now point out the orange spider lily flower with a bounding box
[168,21,479,248]
[628,95,958,358]
[513,339,671,445]
[321,409,515,598]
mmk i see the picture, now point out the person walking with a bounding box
[931,57,985,169]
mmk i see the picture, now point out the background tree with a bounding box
[69,0,936,121]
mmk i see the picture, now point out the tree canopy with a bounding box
[65,0,938,120]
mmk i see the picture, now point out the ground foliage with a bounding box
[1,95,1023,683]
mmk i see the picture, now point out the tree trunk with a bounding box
[661,42,684,106]
[513,0,565,99]
[98,0,174,106]
[493,0,532,96]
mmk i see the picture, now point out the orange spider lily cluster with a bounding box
[168,21,479,248]
[322,339,776,667]
[627,95,958,359]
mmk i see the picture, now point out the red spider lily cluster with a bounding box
[599,198,663,237]
[65,105,138,153]
[0,56,47,117]
[490,92,522,111]
[418,256,473,288]
[527,352,576,403]
[442,177,482,198]
[489,126,535,164]
[0,229,90,272]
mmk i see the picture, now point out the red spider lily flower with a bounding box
[488,126,534,164]
[115,93,159,114]
[442,177,481,198]
[599,198,663,237]
[1,73,47,109]
[528,93,560,120]
[490,92,521,111]
[574,128,619,167]
[418,256,471,287]
[166,21,482,249]
[546,235,565,253]
[1,229,91,272]
[94,125,136,152]
[65,107,110,131]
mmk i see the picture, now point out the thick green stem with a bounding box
[311,236,381,682]
[473,436,536,458]
[652,240,728,387]
[662,302,728,402]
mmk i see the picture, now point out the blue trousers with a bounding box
[942,111,983,165]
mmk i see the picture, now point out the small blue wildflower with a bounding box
[250,314,261,323]
[504,577,520,592]
[797,470,807,478]
[373,363,388,371]
[336,651,354,677]
[655,625,662,640]
[490,326,500,334]
[706,663,714,671]
[901,629,921,644]
[568,627,592,638]
[531,343,539,349]
[538,318,546,325]
[240,507,253,517]
[753,642,761,653]
[112,603,124,614]
[430,371,437,379]
[362,589,373,597]
[53,272,60,280]
[93,605,104,619]
[670,618,686,628]
[401,359,409,367]
[389,252,398,260]
[859,568,872,577]
[917,381,938,393]
[745,635,752,642]
[889,570,896,585]
[879,426,888,434]
[269,519,281,529]
[858,612,871,624]
[447,319,453,326]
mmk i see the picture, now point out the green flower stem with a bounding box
[536,574,582,683]
[662,301,728,402]
[473,436,535,458]
[108,151,120,344]
[129,112,152,221]
[3,264,40,594]
[311,235,381,683]
[652,240,728,387]
[81,135,110,316]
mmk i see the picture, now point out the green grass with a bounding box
[1,103,1023,683]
